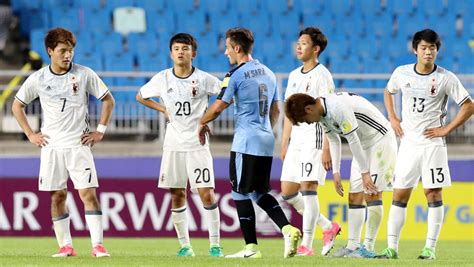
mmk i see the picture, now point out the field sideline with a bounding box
[0,237,472,266]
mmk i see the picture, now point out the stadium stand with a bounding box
[7,0,474,114]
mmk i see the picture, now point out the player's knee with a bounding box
[424,188,442,202]
[199,189,215,205]
[170,189,186,201]
[51,190,67,205]
[348,192,364,204]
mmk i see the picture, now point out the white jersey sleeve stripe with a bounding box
[97,90,110,100]
[457,95,470,106]
[15,96,27,105]
[354,112,388,135]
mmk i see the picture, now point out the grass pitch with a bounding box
[0,237,472,266]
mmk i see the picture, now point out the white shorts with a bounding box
[350,132,397,193]
[393,142,451,189]
[39,146,98,191]
[159,149,215,189]
[280,145,327,185]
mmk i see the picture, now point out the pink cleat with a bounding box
[52,244,77,257]
[321,222,341,256]
[92,244,110,257]
[297,245,314,256]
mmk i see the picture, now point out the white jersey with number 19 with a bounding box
[15,64,109,148]
[386,64,471,146]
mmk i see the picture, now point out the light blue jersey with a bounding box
[218,60,280,156]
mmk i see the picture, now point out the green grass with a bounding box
[0,237,473,266]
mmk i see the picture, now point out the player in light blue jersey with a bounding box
[198,28,301,259]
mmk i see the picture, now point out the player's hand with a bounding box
[423,127,449,139]
[389,117,404,137]
[322,148,332,171]
[163,110,170,122]
[333,173,344,197]
[81,131,104,147]
[362,172,378,195]
[198,124,212,145]
[27,132,49,148]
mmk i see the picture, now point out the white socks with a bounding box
[53,213,72,247]
[301,191,319,249]
[426,202,444,250]
[387,202,407,251]
[282,192,304,215]
[85,210,104,246]
[347,205,365,250]
[171,206,190,247]
[364,201,383,251]
[203,203,220,247]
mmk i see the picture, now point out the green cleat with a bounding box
[209,245,224,257]
[177,245,195,257]
[418,247,436,260]
[375,247,399,259]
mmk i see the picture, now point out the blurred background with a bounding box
[0,0,472,241]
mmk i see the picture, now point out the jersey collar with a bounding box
[413,64,437,76]
[48,63,73,76]
[172,66,195,79]
[300,63,319,74]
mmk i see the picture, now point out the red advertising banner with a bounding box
[0,178,301,237]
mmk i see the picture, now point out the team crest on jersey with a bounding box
[72,82,79,95]
[191,80,199,97]
[430,78,437,96]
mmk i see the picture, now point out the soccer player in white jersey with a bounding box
[280,27,341,257]
[376,29,473,260]
[136,33,223,257]
[11,28,114,258]
[285,92,397,258]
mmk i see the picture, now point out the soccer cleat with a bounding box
[417,247,436,260]
[345,245,376,258]
[321,222,341,256]
[296,245,314,256]
[177,245,195,257]
[225,244,262,258]
[209,245,224,257]
[92,244,110,257]
[331,246,354,258]
[52,244,77,257]
[375,247,399,259]
[283,225,302,258]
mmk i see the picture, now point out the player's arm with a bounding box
[280,115,292,161]
[11,99,49,147]
[270,100,280,129]
[322,135,331,171]
[326,132,344,197]
[424,98,474,138]
[384,88,403,137]
[136,93,166,113]
[198,99,230,145]
[81,92,115,146]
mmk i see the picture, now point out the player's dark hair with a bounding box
[299,27,328,56]
[44,28,76,52]
[169,33,198,51]
[412,29,441,50]
[225,28,254,54]
[285,93,317,125]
